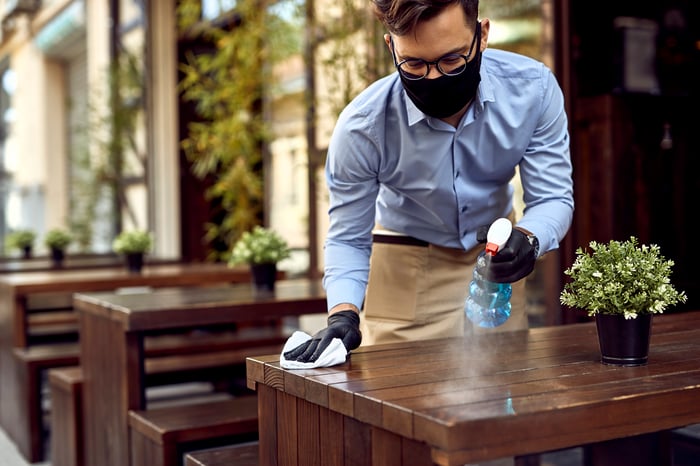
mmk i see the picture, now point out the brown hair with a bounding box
[371,0,478,35]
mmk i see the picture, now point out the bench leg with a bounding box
[2,359,45,463]
[50,376,84,466]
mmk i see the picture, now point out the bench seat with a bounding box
[9,343,80,463]
[128,397,259,466]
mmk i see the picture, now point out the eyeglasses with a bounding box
[391,22,481,81]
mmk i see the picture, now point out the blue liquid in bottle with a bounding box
[465,254,512,327]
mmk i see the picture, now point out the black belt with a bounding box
[372,233,428,247]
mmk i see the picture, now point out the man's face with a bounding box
[385,3,489,80]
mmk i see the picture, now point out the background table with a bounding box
[75,278,326,466]
[247,311,700,466]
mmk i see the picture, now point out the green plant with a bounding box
[560,236,687,319]
[44,228,73,251]
[5,229,36,252]
[228,226,291,265]
[112,230,153,254]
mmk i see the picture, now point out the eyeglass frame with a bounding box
[390,21,481,81]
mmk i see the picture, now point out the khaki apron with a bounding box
[361,221,528,346]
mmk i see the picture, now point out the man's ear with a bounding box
[383,33,392,49]
[479,18,490,52]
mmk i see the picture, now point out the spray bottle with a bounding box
[465,218,513,328]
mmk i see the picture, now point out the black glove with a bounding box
[477,227,539,283]
[283,310,362,363]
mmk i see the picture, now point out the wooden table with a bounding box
[74,278,326,466]
[0,262,254,461]
[247,311,700,466]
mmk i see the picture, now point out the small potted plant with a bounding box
[112,230,153,273]
[228,226,291,292]
[44,228,73,266]
[5,229,37,258]
[560,236,687,366]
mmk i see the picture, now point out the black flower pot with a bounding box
[50,247,65,267]
[125,253,144,274]
[595,313,652,366]
[250,263,277,293]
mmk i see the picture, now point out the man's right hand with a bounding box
[283,310,362,363]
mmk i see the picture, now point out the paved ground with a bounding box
[0,427,49,466]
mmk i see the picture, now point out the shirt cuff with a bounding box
[324,277,367,312]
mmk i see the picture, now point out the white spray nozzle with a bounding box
[485,218,512,256]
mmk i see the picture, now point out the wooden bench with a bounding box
[184,442,259,466]
[128,397,259,466]
[49,366,256,466]
[11,343,81,463]
[29,325,290,464]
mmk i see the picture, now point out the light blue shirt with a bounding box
[323,48,574,311]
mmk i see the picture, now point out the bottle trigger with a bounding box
[485,242,500,256]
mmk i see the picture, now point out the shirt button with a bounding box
[461,206,468,213]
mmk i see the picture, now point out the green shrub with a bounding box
[5,229,36,252]
[112,230,153,254]
[229,226,291,265]
[561,237,687,319]
[44,228,73,250]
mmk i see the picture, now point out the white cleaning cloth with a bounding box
[279,330,348,369]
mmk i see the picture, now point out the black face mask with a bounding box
[396,23,482,119]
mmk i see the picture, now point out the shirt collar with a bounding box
[405,97,427,126]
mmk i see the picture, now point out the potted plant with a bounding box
[5,229,37,258]
[560,236,687,366]
[228,226,291,292]
[44,228,73,266]
[112,230,153,273]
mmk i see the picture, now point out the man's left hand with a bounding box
[485,229,539,283]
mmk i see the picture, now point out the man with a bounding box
[285,0,573,363]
